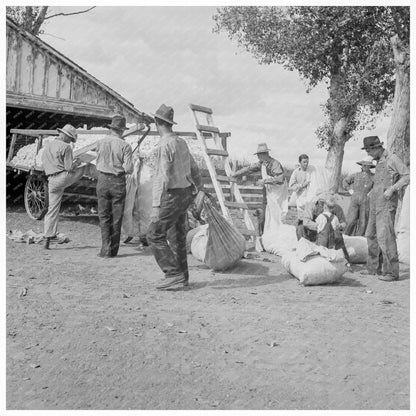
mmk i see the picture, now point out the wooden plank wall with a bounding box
[6,21,143,124]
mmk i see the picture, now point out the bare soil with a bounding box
[6,206,410,410]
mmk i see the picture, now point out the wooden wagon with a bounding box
[6,17,264,220]
[6,16,152,216]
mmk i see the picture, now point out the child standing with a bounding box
[316,196,351,266]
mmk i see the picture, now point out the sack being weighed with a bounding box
[190,199,246,271]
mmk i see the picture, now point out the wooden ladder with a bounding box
[189,103,258,240]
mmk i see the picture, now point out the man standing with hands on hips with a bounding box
[95,114,133,258]
[147,104,202,290]
[360,136,409,281]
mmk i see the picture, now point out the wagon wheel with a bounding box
[24,174,48,220]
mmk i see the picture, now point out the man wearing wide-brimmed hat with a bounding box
[360,135,409,281]
[233,143,287,235]
[342,156,375,236]
[95,114,133,258]
[147,104,202,290]
[42,124,85,249]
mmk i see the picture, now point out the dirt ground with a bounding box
[6,206,410,410]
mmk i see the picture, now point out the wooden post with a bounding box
[7,133,17,164]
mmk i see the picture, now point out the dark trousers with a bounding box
[97,172,126,257]
[147,187,193,280]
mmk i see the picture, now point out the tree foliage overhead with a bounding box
[6,6,96,36]
[213,6,408,147]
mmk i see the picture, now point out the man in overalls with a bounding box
[232,143,287,234]
[360,136,409,281]
[342,156,375,236]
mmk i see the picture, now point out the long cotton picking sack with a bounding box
[191,199,246,271]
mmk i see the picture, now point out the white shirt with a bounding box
[316,210,340,234]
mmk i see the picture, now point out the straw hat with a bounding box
[57,124,77,142]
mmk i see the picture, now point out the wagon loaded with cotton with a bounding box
[6,16,152,219]
[6,126,148,220]
[6,17,264,223]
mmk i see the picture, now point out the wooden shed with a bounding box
[6,16,152,132]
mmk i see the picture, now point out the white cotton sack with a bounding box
[190,224,209,263]
[261,224,298,256]
[282,251,348,286]
[343,235,368,264]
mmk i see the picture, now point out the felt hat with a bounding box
[361,136,384,150]
[57,124,77,142]
[254,143,271,155]
[151,104,177,125]
[107,114,128,132]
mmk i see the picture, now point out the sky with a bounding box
[23,5,394,171]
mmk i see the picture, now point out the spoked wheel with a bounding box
[24,174,48,220]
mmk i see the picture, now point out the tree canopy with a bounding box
[6,6,96,36]
[214,6,409,188]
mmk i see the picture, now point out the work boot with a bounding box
[378,274,399,282]
[156,274,187,290]
[44,237,51,250]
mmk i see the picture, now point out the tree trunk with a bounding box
[324,72,355,192]
[32,7,48,35]
[325,136,346,193]
[387,34,410,166]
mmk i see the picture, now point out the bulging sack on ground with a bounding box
[282,251,348,286]
[343,235,368,264]
[191,200,246,271]
[282,238,348,285]
[262,224,298,256]
[188,224,208,255]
